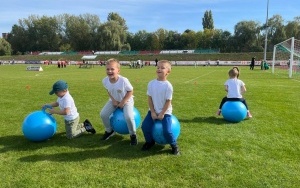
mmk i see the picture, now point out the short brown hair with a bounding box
[228,68,238,78]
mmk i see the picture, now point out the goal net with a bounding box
[272,37,300,78]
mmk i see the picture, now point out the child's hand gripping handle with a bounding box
[42,104,53,115]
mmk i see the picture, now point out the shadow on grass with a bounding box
[179,116,251,125]
[179,116,228,125]
[18,142,170,162]
[1,132,173,162]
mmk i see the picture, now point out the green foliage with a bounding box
[0,38,12,56]
[202,10,214,30]
[0,65,300,187]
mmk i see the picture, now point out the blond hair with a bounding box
[106,58,120,68]
[159,60,172,70]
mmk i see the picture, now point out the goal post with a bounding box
[272,37,300,78]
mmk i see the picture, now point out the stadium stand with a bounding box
[119,51,139,55]
[94,51,120,55]
[194,49,220,54]
[39,52,63,55]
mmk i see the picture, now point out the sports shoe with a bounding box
[216,110,221,116]
[247,111,253,118]
[171,145,180,155]
[101,130,115,140]
[141,141,155,151]
[130,134,138,146]
[84,119,96,134]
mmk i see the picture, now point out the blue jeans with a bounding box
[141,111,177,146]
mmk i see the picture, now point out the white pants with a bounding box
[100,101,136,135]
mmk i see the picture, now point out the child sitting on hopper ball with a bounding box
[141,60,180,155]
[216,68,252,118]
[99,58,138,145]
[43,80,96,139]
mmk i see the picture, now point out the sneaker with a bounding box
[130,134,138,146]
[247,111,253,118]
[216,110,221,116]
[141,141,155,151]
[101,130,115,140]
[171,145,180,155]
[84,119,96,134]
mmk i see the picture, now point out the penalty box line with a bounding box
[184,70,216,83]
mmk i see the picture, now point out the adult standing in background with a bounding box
[155,58,158,66]
[250,57,255,70]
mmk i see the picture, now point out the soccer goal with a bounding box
[272,37,300,78]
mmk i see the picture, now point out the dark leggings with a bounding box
[219,97,249,110]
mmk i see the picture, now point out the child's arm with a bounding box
[48,107,70,116]
[241,85,246,93]
[118,90,133,108]
[44,102,59,108]
[107,91,119,107]
[225,85,228,92]
[157,99,171,120]
[148,96,158,120]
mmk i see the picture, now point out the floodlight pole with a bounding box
[263,0,269,63]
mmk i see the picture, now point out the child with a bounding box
[141,60,180,155]
[100,58,138,145]
[216,68,252,118]
[43,80,96,139]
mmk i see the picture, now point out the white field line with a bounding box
[184,70,217,83]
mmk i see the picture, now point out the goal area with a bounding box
[272,37,300,78]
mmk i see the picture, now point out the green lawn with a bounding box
[0,64,299,187]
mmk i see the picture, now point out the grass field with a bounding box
[0,64,300,187]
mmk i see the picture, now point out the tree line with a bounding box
[0,11,300,56]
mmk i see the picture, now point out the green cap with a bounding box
[49,80,68,95]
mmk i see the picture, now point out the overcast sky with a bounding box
[0,0,299,34]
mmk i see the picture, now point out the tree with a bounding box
[163,30,182,50]
[202,10,214,30]
[234,21,260,52]
[0,38,12,56]
[97,21,125,51]
[181,29,198,49]
[285,17,300,39]
[107,12,128,30]
[7,24,29,54]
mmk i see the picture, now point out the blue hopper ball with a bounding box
[221,101,247,123]
[152,115,181,145]
[22,110,57,142]
[110,107,141,134]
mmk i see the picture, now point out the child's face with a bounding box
[156,62,170,80]
[106,62,120,81]
[55,90,67,97]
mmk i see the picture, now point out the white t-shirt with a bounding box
[147,79,173,115]
[57,91,79,121]
[225,78,245,98]
[102,75,134,103]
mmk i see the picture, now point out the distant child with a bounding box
[141,60,180,155]
[216,68,252,118]
[43,80,96,139]
[100,58,138,145]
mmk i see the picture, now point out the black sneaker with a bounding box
[141,141,155,151]
[171,145,180,155]
[84,119,96,134]
[101,130,115,140]
[130,134,138,146]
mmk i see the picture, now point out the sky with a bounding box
[0,0,299,35]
